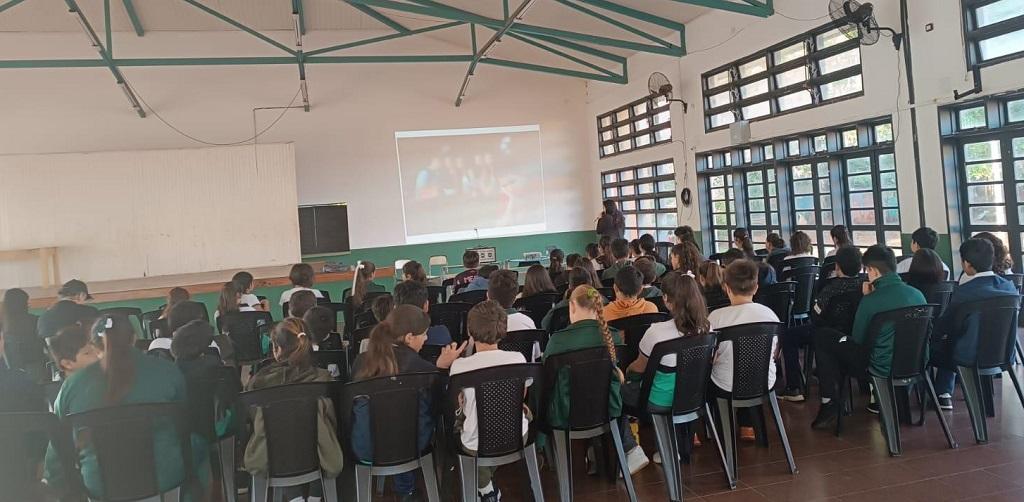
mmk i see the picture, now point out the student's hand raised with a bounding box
[436,341,469,369]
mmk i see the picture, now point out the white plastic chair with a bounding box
[394,259,411,280]
[428,255,448,277]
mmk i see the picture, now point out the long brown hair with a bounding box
[660,273,710,335]
[697,261,723,291]
[569,285,624,383]
[271,317,313,369]
[671,242,703,274]
[217,281,241,317]
[351,261,377,306]
[355,305,430,380]
[564,266,594,300]
[160,287,190,319]
[576,257,602,286]
[523,264,556,297]
[549,249,565,276]
[402,261,427,283]
[94,315,136,404]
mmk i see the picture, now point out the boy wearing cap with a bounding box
[37,279,100,339]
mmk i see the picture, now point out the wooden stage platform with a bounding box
[13,262,395,309]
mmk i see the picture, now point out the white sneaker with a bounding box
[626,446,650,475]
[652,451,680,465]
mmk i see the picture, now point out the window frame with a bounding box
[600,159,678,241]
[961,0,1024,68]
[597,93,672,159]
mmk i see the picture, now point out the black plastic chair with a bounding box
[351,325,375,358]
[649,295,670,314]
[837,305,957,456]
[238,382,341,502]
[184,364,242,502]
[449,289,488,305]
[815,256,838,292]
[99,307,145,336]
[354,310,379,330]
[514,292,561,328]
[2,333,48,380]
[339,373,442,502]
[755,281,795,327]
[540,348,637,502]
[949,296,1024,443]
[218,311,273,365]
[625,334,729,501]
[426,285,447,305]
[655,242,673,264]
[0,411,73,501]
[313,350,351,382]
[342,292,391,335]
[918,280,956,318]
[445,363,544,502]
[779,265,819,322]
[712,322,796,487]
[1000,273,1024,293]
[499,329,548,362]
[140,309,163,339]
[546,305,571,334]
[597,287,616,302]
[608,313,671,369]
[778,256,818,273]
[64,402,196,501]
[419,345,442,366]
[429,302,472,344]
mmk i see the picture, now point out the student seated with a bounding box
[216,281,256,321]
[171,320,237,439]
[779,246,863,402]
[44,315,198,497]
[47,325,102,378]
[585,242,604,271]
[394,280,452,346]
[638,233,668,272]
[827,225,852,257]
[521,264,557,299]
[548,249,567,286]
[633,257,663,298]
[903,248,947,293]
[2,288,47,379]
[975,231,1014,275]
[732,228,755,258]
[350,261,386,306]
[895,227,950,276]
[402,260,428,284]
[157,287,191,322]
[670,242,703,276]
[303,306,344,351]
[453,250,481,293]
[765,233,790,273]
[449,301,530,502]
[628,239,643,260]
[244,318,344,500]
[811,245,926,429]
[279,263,324,306]
[232,271,269,311]
[784,231,814,262]
[542,267,597,332]
[930,238,1018,410]
[674,225,701,254]
[604,266,659,322]
[488,270,537,331]
[37,279,99,339]
[601,238,632,281]
[463,264,499,293]
[289,289,318,319]
[698,261,730,310]
[0,330,45,412]
[370,294,395,324]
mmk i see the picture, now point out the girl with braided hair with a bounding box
[543,285,651,474]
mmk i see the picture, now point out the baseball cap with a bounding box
[59,279,93,301]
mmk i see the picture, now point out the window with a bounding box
[844,152,902,251]
[745,165,780,246]
[600,160,677,241]
[963,0,1024,66]
[597,93,672,158]
[707,172,736,253]
[791,161,835,257]
[701,23,863,131]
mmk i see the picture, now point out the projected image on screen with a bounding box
[395,125,546,244]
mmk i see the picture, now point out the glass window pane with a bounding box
[975,0,1024,28]
[852,231,876,246]
[740,79,769,99]
[624,214,637,227]
[659,197,677,209]
[1014,137,1024,157]
[817,162,830,177]
[795,211,816,225]
[618,139,632,152]
[818,48,861,75]
[875,123,893,142]
[657,212,677,227]
[637,166,654,178]
[816,28,853,49]
[656,162,674,175]
[615,109,630,122]
[710,111,735,128]
[764,144,774,159]
[792,164,812,179]
[601,130,614,141]
[738,57,768,78]
[653,95,669,108]
[820,74,863,100]
[969,206,1007,224]
[848,174,873,190]
[965,162,1004,182]
[882,190,898,207]
[775,66,808,88]
[635,134,652,147]
[885,231,902,248]
[620,200,636,211]
[880,172,897,189]
[747,170,763,184]
[822,211,834,226]
[654,128,672,142]
[602,145,615,156]
[653,110,671,125]
[879,153,895,171]
[600,116,612,127]
[794,196,815,210]
[604,187,618,198]
[638,214,656,227]
[774,42,807,64]
[883,209,900,225]
[748,185,764,198]
[979,29,1024,61]
[847,157,871,173]
[637,182,654,194]
[958,106,987,129]
[743,149,752,163]
[749,199,766,211]
[617,124,631,136]
[620,185,635,196]
[851,210,877,225]
[603,173,617,183]
[639,199,656,210]
[793,180,814,194]
[706,70,731,88]
[633,101,648,115]
[620,170,635,181]
[964,141,1002,162]
[742,100,771,119]
[634,118,650,131]
[849,192,874,208]
[657,180,676,192]
[821,194,832,209]
[708,90,732,108]
[814,135,828,152]
[819,179,831,192]
[788,139,800,156]
[1008,99,1024,122]
[778,90,813,111]
[968,184,1006,204]
[842,130,859,148]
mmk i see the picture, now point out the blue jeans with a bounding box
[935,369,956,396]
[393,472,416,495]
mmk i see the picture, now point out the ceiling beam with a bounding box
[305,20,462,56]
[292,0,305,35]
[455,0,536,106]
[666,0,773,17]
[506,32,620,78]
[121,0,144,36]
[0,0,29,15]
[180,0,296,55]
[64,0,145,117]
[481,58,626,84]
[345,0,409,32]
[0,55,475,68]
[554,0,677,50]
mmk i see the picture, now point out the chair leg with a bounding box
[872,377,902,457]
[923,372,958,450]
[715,397,738,489]
[354,465,373,502]
[1016,339,1023,366]
[523,443,545,502]
[271,487,284,502]
[703,404,731,489]
[219,437,236,502]
[251,475,268,502]
[321,473,339,502]
[420,453,442,502]
[651,415,681,502]
[913,382,927,426]
[456,455,478,502]
[552,431,573,502]
[1006,367,1024,412]
[767,391,797,474]
[958,367,989,444]
[608,422,639,502]
[982,375,997,418]
[374,475,385,496]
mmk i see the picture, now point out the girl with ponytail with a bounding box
[350,261,385,307]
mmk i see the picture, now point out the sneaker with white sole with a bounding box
[937,394,953,410]
[626,446,650,475]
[652,451,681,465]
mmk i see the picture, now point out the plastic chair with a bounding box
[608,313,671,369]
[338,373,442,502]
[625,335,730,501]
[428,255,448,278]
[64,402,196,502]
[426,285,447,305]
[499,329,548,362]
[541,348,638,502]
[218,311,273,365]
[449,289,488,305]
[238,382,341,502]
[394,260,411,281]
[778,256,818,273]
[140,309,163,339]
[918,280,956,318]
[950,296,1024,443]
[546,305,571,334]
[313,350,351,382]
[600,277,616,288]
[99,307,145,336]
[779,265,819,322]
[429,302,472,344]
[1000,273,1024,293]
[0,411,74,501]
[655,242,673,264]
[419,345,442,366]
[597,287,615,302]
[184,364,242,502]
[514,292,561,328]
[712,322,796,487]
[445,364,544,502]
[649,295,670,314]
[755,281,795,327]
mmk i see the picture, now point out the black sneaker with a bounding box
[811,402,839,430]
[480,489,502,502]
[866,401,879,414]
[779,387,806,402]
[937,395,953,410]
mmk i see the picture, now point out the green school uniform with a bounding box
[543,320,623,429]
[850,273,927,376]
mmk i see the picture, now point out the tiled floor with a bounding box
[364,368,1024,501]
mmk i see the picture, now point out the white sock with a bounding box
[821,397,832,404]
[479,481,494,495]
[939,393,951,398]
[287,497,304,502]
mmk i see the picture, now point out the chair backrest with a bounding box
[339,372,439,466]
[218,311,274,364]
[919,280,957,318]
[419,345,442,365]
[351,325,375,352]
[648,294,669,313]
[99,307,144,336]
[636,333,718,416]
[238,381,336,478]
[1000,273,1024,293]
[0,412,69,501]
[498,329,548,362]
[815,256,838,292]
[429,302,472,344]
[716,322,784,400]
[780,256,819,272]
[542,347,616,431]
[755,281,796,325]
[354,310,378,330]
[2,333,47,374]
[446,363,542,458]
[426,285,447,305]
[139,310,162,339]
[184,364,242,443]
[65,402,193,501]
[950,295,1021,369]
[428,255,448,268]
[312,350,351,381]
[597,287,615,301]
[609,312,672,368]
[865,305,937,379]
[513,292,561,327]
[449,289,488,305]
[655,242,673,263]
[600,277,616,288]
[780,265,819,315]
[546,305,570,334]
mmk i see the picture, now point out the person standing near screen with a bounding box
[596,200,626,240]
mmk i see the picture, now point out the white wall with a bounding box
[0,28,595,252]
[585,0,1024,239]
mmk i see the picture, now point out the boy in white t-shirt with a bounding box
[278,263,324,306]
[708,259,780,441]
[487,270,537,332]
[449,300,529,502]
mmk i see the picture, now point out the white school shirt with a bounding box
[508,312,537,332]
[279,287,324,306]
[707,303,780,393]
[639,320,684,367]
[240,293,261,309]
[896,257,950,275]
[148,337,221,354]
[449,350,529,452]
